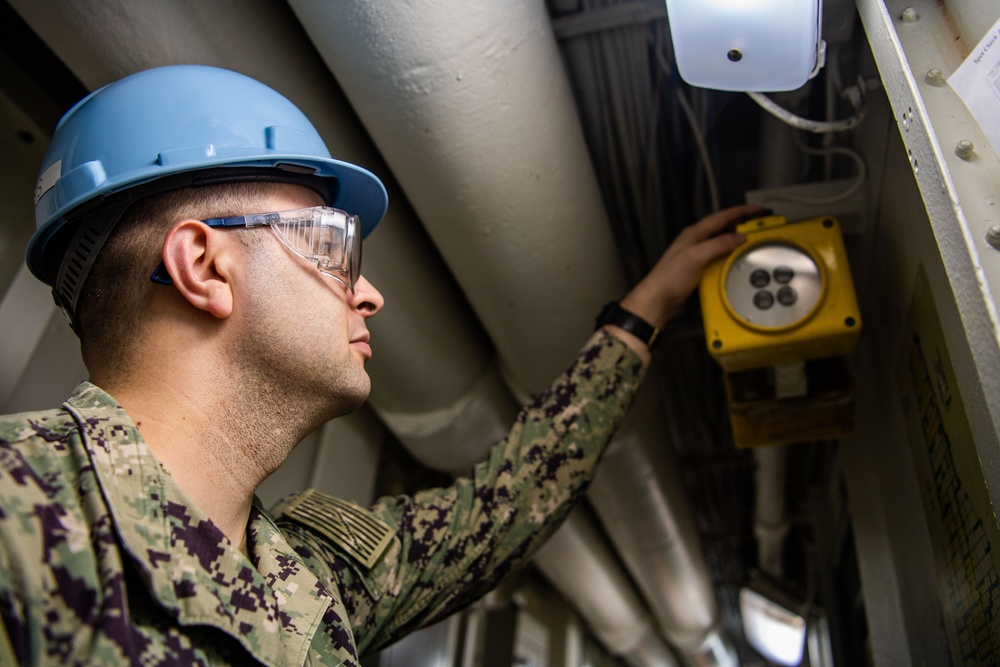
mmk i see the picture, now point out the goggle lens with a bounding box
[267,208,360,290]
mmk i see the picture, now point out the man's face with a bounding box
[230,184,383,418]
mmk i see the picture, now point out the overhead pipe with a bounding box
[286,0,620,391]
[587,386,723,653]
[750,101,804,582]
[287,0,728,659]
[753,447,791,579]
[534,511,681,666]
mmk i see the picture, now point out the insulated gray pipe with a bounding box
[753,446,791,579]
[534,511,678,663]
[588,386,720,650]
[286,0,622,393]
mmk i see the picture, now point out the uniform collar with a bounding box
[64,382,334,666]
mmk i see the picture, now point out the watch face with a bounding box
[724,243,821,328]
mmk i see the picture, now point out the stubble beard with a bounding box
[235,261,372,434]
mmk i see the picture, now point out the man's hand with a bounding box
[606,204,762,362]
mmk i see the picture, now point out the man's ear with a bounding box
[161,220,237,318]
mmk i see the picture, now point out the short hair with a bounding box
[75,181,284,376]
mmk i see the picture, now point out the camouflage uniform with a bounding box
[0,330,644,666]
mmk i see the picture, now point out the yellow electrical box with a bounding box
[699,215,862,446]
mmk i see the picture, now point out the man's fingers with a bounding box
[622,205,759,334]
[681,231,746,273]
[678,204,764,247]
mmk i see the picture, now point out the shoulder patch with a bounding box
[281,488,393,570]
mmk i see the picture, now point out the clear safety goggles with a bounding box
[151,206,361,291]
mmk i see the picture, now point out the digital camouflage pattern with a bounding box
[0,330,644,666]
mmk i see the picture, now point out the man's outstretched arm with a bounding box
[605,203,757,364]
[277,203,758,656]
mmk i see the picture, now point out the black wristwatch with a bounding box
[595,301,660,349]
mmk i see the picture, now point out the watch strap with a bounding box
[595,301,660,349]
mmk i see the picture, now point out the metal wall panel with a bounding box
[847,0,1000,663]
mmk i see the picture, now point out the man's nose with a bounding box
[351,276,384,316]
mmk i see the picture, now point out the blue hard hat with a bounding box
[27,64,388,297]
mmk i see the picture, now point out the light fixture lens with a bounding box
[664,0,824,91]
[740,587,807,666]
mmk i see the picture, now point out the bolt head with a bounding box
[956,140,975,160]
[925,68,945,86]
[987,226,1000,249]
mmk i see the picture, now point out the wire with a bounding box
[747,90,866,134]
[764,142,868,206]
[652,32,721,212]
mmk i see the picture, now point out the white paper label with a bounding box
[34,160,61,206]
[949,16,1000,158]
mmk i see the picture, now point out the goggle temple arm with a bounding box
[148,216,247,286]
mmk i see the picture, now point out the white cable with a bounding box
[764,144,867,205]
[653,34,721,212]
[679,90,721,212]
[747,91,866,134]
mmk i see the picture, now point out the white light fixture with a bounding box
[664,0,825,92]
[740,585,807,666]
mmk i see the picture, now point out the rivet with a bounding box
[901,7,918,22]
[986,226,1000,249]
[956,140,975,160]
[925,68,945,86]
